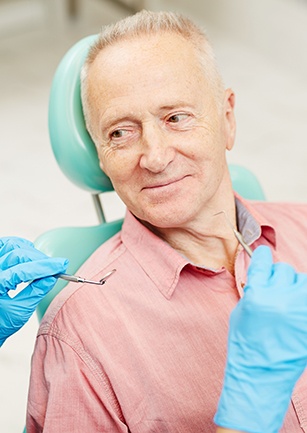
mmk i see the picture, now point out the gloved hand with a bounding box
[214,245,307,433]
[0,237,68,346]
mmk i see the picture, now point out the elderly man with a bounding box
[25,10,307,433]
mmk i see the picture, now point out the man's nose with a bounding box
[139,122,175,173]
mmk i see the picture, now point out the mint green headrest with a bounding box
[48,35,113,193]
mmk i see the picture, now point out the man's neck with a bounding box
[143,198,239,273]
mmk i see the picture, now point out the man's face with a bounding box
[87,32,236,229]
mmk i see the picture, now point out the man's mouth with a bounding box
[142,175,189,191]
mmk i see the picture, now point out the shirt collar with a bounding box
[121,196,276,299]
[121,211,188,299]
[235,193,276,247]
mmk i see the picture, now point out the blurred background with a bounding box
[0,0,306,431]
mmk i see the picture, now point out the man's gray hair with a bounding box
[81,10,224,144]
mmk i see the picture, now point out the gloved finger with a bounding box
[246,245,274,287]
[294,272,307,287]
[0,237,34,254]
[12,276,58,308]
[281,272,307,314]
[0,257,68,294]
[271,262,297,287]
[0,285,47,346]
[0,247,52,271]
[0,292,25,346]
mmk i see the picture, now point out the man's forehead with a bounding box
[85,31,213,127]
[90,31,197,71]
[86,35,204,103]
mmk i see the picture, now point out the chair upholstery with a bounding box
[229,164,265,201]
[35,220,123,320]
[48,34,111,194]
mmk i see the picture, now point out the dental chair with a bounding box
[34,35,266,321]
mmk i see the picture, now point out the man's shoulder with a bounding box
[250,200,307,269]
[250,200,307,224]
[251,200,307,210]
[38,231,126,335]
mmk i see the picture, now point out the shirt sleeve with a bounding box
[26,334,128,433]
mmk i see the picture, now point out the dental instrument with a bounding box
[214,211,253,257]
[57,269,116,285]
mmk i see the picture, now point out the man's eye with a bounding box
[111,129,125,138]
[108,127,140,146]
[167,113,189,123]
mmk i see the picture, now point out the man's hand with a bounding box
[0,237,68,346]
[214,245,307,433]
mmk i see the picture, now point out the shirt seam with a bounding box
[37,331,126,424]
[40,246,127,331]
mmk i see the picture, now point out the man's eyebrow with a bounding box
[100,115,139,133]
[159,102,193,111]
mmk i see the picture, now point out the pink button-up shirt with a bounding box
[27,196,307,432]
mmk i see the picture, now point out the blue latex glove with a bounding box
[0,237,68,346]
[214,245,307,433]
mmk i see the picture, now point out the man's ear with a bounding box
[224,88,236,151]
